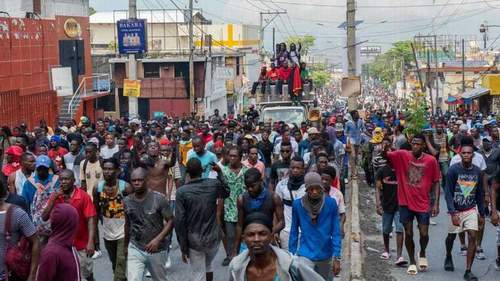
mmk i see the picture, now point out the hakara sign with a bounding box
[117,19,148,54]
[123,79,141,97]
[63,18,81,38]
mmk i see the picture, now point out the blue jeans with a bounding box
[439,161,448,190]
[127,243,168,281]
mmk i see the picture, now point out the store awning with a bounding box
[445,95,463,105]
[462,87,490,99]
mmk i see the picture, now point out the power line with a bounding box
[250,0,500,8]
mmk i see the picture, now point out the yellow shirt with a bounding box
[179,141,193,166]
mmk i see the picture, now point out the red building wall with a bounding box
[148,98,190,119]
[0,16,92,128]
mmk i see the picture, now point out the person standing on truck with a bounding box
[276,61,292,96]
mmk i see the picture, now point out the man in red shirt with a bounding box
[384,133,440,275]
[267,63,279,83]
[42,169,97,281]
[48,135,68,170]
[276,61,292,95]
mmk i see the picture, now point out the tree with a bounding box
[89,7,97,16]
[366,40,413,86]
[286,35,316,55]
[311,69,331,88]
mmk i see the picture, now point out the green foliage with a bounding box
[403,91,428,137]
[286,35,316,55]
[89,7,97,16]
[366,40,413,86]
[311,69,331,88]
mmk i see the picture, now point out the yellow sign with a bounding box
[123,79,141,97]
[483,74,500,95]
[195,24,260,48]
[63,18,81,38]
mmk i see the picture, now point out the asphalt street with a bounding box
[388,197,500,281]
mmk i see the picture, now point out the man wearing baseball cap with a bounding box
[289,172,342,280]
[22,155,60,240]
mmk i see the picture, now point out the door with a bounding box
[59,40,85,93]
[138,98,150,120]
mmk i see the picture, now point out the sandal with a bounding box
[407,264,418,275]
[380,252,391,260]
[395,257,408,267]
[418,257,429,272]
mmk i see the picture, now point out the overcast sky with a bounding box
[90,0,500,60]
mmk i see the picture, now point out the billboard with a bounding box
[117,19,148,54]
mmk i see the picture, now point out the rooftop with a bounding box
[90,10,210,24]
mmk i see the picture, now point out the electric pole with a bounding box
[189,0,195,114]
[128,0,138,118]
[259,11,287,61]
[346,0,357,110]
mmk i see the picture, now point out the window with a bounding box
[144,63,160,78]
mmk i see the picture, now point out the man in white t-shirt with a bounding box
[275,156,306,250]
[100,133,119,160]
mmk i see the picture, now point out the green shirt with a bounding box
[300,69,310,80]
[222,165,248,222]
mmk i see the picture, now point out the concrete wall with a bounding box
[0,0,33,18]
[42,0,89,18]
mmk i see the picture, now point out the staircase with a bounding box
[58,74,111,123]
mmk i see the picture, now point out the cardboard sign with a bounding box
[123,79,141,97]
[341,76,361,97]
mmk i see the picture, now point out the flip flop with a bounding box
[407,264,418,275]
[380,252,391,260]
[418,257,429,272]
[395,257,408,267]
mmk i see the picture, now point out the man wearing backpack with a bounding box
[93,158,132,281]
[79,143,103,259]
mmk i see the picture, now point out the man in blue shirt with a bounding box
[187,136,218,179]
[289,172,341,280]
[21,155,60,208]
[344,110,365,178]
[444,144,485,281]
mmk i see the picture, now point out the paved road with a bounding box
[94,236,231,281]
[387,197,499,280]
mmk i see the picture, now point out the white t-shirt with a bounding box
[329,187,346,214]
[100,145,119,159]
[275,177,306,232]
[449,151,487,171]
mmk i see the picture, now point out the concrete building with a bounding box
[90,9,260,119]
[0,0,105,128]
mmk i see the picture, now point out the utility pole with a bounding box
[346,0,357,110]
[128,0,138,118]
[462,38,465,92]
[259,11,287,61]
[346,0,356,76]
[188,0,196,114]
[427,49,434,116]
[433,35,439,108]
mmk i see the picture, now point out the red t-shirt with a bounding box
[387,150,441,212]
[48,147,68,170]
[267,69,279,81]
[278,67,292,81]
[51,188,97,251]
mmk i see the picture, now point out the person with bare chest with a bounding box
[143,142,175,195]
[228,212,324,281]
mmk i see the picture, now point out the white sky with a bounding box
[90,0,500,60]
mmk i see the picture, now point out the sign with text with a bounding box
[123,79,141,97]
[214,67,235,80]
[51,67,73,96]
[117,19,148,54]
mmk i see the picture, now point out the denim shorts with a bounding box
[399,206,430,226]
[382,211,404,234]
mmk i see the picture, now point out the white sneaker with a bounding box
[165,254,172,269]
[91,250,102,259]
[145,270,151,277]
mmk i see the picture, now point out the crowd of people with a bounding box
[0,97,499,281]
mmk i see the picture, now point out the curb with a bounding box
[349,178,363,281]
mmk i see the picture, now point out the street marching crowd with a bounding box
[0,97,499,281]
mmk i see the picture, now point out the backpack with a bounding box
[4,205,32,280]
